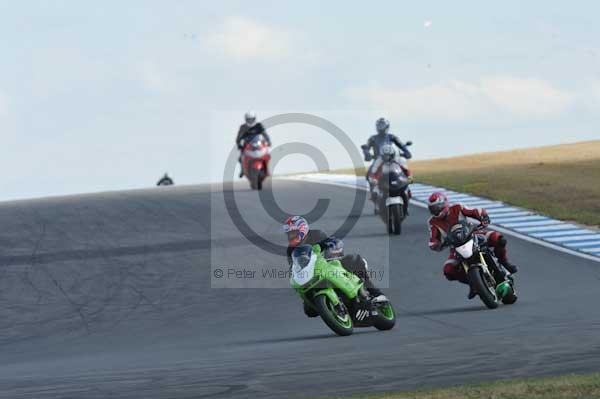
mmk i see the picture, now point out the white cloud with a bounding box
[345,77,574,122]
[480,77,574,118]
[203,16,291,59]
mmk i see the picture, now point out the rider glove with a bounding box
[481,214,491,226]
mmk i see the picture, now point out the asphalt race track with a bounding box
[1,179,599,399]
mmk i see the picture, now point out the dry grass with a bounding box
[336,140,600,227]
[328,373,600,399]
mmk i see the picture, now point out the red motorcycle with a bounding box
[241,134,270,190]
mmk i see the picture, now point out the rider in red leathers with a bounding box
[427,192,518,297]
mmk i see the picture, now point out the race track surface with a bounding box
[0,180,599,399]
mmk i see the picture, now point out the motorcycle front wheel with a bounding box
[315,295,354,336]
[468,266,499,309]
[388,204,403,235]
[247,171,256,190]
[256,169,265,190]
[248,170,260,190]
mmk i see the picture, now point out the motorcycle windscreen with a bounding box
[449,223,471,246]
[291,245,317,286]
[244,147,268,158]
[248,134,265,145]
[244,134,268,158]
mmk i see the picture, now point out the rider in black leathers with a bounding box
[363,117,412,178]
[363,118,413,214]
[236,111,271,177]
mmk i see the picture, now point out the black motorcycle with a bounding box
[375,161,410,235]
[157,173,174,186]
[446,221,517,309]
[361,141,412,227]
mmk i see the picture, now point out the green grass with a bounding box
[414,160,600,227]
[335,140,600,227]
[324,373,600,399]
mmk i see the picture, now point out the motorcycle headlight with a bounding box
[455,238,475,258]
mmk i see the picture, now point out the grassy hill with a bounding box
[336,140,600,227]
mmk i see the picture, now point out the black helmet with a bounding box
[376,117,390,135]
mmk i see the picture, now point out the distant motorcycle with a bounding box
[375,161,410,235]
[241,134,270,190]
[157,174,174,186]
[290,244,396,336]
[446,221,518,309]
[363,141,412,218]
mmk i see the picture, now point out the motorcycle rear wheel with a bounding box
[468,266,499,309]
[502,285,518,304]
[315,295,354,336]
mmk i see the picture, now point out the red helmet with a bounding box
[428,192,449,217]
[283,216,309,246]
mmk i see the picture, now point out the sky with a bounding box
[1,1,599,200]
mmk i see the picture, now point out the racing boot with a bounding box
[401,190,411,216]
[500,261,518,274]
[371,294,389,304]
[366,287,388,304]
[402,197,410,216]
[238,157,244,178]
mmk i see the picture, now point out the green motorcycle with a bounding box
[290,244,396,336]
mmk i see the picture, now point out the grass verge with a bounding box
[335,140,600,227]
[326,373,600,399]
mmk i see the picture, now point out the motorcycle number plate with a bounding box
[385,196,403,206]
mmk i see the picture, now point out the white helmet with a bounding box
[245,110,257,127]
[381,144,396,162]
